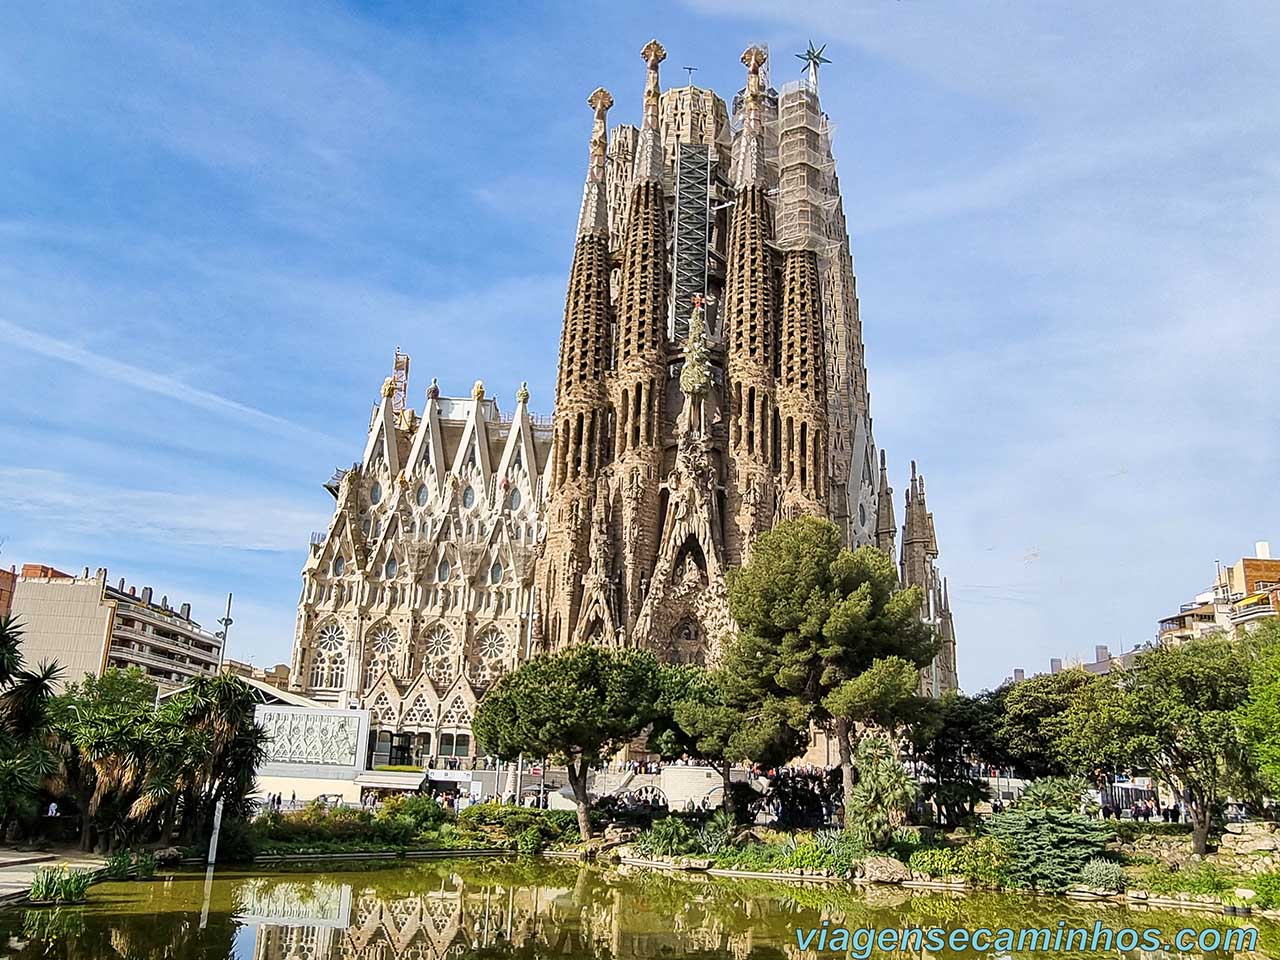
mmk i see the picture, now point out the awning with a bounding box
[355,770,427,790]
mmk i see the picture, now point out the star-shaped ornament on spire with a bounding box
[796,40,831,89]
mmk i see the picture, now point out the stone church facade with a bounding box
[289,42,957,765]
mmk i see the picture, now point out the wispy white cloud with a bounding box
[0,467,324,553]
[0,317,345,450]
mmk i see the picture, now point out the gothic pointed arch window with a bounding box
[364,622,399,688]
[309,622,347,690]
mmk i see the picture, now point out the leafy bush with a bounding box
[377,794,446,831]
[812,828,868,875]
[515,825,544,856]
[908,846,962,879]
[713,842,790,871]
[102,848,159,879]
[29,867,94,903]
[635,816,701,857]
[698,809,735,855]
[986,806,1111,891]
[1079,858,1126,892]
[780,840,832,871]
[134,850,156,879]
[1252,871,1280,909]
[218,816,260,863]
[103,850,132,880]
[955,836,1012,889]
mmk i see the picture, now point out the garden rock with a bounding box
[863,856,910,884]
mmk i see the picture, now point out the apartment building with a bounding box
[9,565,224,691]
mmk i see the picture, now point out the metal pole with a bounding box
[215,593,233,669]
[206,798,225,864]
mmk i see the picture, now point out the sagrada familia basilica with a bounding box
[288,42,958,767]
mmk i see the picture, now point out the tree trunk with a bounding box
[834,717,856,829]
[79,810,93,852]
[161,798,177,844]
[1190,801,1211,855]
[720,761,734,817]
[567,760,593,840]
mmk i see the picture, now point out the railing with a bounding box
[1231,602,1275,624]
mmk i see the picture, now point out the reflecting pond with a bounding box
[2,858,1278,960]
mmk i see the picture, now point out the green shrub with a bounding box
[635,816,701,857]
[955,836,1012,889]
[908,846,962,879]
[986,807,1111,891]
[713,842,790,871]
[780,841,831,871]
[1079,858,1126,892]
[216,817,259,862]
[134,850,156,879]
[515,825,544,855]
[698,809,735,855]
[29,867,94,903]
[103,850,132,880]
[378,794,446,831]
[1252,872,1280,909]
[844,736,916,850]
[102,848,159,879]
[812,828,867,875]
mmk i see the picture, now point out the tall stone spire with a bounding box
[775,244,829,518]
[875,450,896,558]
[900,460,958,696]
[732,44,769,189]
[724,44,777,563]
[774,46,830,520]
[543,88,618,650]
[577,87,613,237]
[634,40,666,183]
[611,39,671,634]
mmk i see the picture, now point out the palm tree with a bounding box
[0,620,63,838]
[0,616,23,687]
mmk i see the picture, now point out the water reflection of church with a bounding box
[245,868,777,960]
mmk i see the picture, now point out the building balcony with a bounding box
[112,622,220,663]
[1230,602,1276,625]
[108,641,219,679]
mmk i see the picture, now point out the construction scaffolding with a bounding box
[772,80,840,254]
[390,347,410,415]
[670,142,714,342]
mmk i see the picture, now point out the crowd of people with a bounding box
[1099,798,1182,822]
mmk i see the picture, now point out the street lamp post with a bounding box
[214,593,233,669]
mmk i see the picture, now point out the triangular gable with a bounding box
[450,398,494,489]
[361,394,401,475]
[404,395,447,496]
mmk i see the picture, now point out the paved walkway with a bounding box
[0,847,104,903]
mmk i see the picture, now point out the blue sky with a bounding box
[1,2,1276,692]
